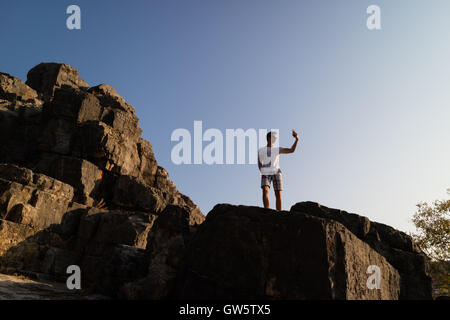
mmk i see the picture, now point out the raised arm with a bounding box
[280,130,299,154]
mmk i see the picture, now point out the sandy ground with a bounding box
[0,273,108,300]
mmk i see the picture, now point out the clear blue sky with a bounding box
[1,0,449,233]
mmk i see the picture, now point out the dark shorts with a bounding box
[261,172,283,191]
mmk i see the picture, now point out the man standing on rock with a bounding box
[258,130,299,211]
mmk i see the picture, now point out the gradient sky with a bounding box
[1,0,449,233]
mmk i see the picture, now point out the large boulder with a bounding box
[44,86,102,123]
[71,208,157,295]
[71,121,141,176]
[26,63,89,99]
[0,219,36,259]
[0,164,74,229]
[0,164,75,276]
[136,138,158,186]
[0,72,41,104]
[121,205,196,299]
[88,84,136,115]
[34,155,103,206]
[290,202,433,300]
[173,204,401,300]
[0,74,43,165]
[0,220,70,278]
[89,84,142,139]
[0,63,202,216]
[74,209,157,255]
[110,175,167,213]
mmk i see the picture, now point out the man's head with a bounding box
[266,131,278,145]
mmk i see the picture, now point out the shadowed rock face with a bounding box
[0,63,431,300]
[171,205,401,300]
[290,202,433,300]
[0,72,41,104]
[26,63,89,99]
[0,63,202,216]
[0,164,74,229]
[0,63,204,297]
[122,204,432,300]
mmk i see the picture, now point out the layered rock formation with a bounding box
[0,63,432,300]
[0,63,204,296]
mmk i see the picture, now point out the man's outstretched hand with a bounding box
[281,130,300,154]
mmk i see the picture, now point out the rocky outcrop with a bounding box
[290,202,432,299]
[170,205,401,300]
[123,204,432,300]
[0,63,432,300]
[121,205,195,299]
[0,63,204,296]
[0,63,202,215]
[26,63,89,99]
[0,164,74,229]
[0,72,42,104]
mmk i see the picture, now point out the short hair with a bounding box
[266,131,278,142]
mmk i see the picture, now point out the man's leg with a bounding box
[274,172,283,211]
[262,186,270,208]
[275,190,282,211]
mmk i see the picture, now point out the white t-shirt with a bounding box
[258,147,284,175]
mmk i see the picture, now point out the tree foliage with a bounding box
[411,189,450,261]
[411,189,449,297]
